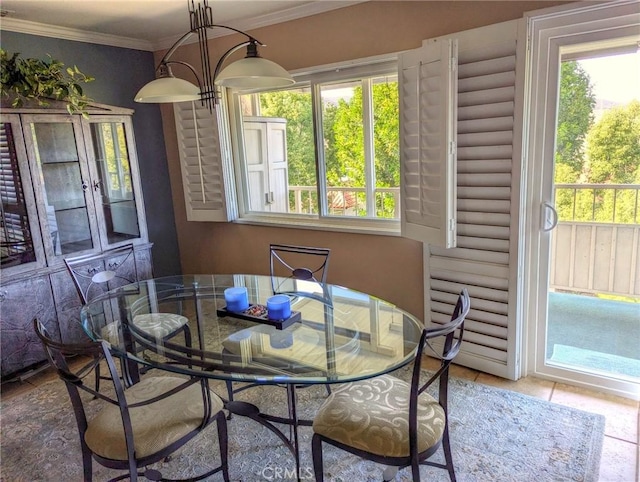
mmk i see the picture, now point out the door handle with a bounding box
[541,202,558,232]
[265,192,274,205]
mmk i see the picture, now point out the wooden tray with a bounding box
[217,304,301,330]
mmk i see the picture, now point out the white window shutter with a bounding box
[174,102,236,222]
[425,19,526,380]
[399,38,458,248]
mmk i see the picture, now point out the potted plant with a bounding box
[0,48,95,115]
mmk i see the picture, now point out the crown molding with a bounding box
[1,1,367,52]
[0,17,155,51]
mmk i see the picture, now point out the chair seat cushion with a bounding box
[132,313,189,339]
[84,376,223,460]
[312,374,445,458]
[100,321,121,345]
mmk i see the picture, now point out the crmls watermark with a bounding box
[260,466,314,480]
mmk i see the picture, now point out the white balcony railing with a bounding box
[287,183,638,296]
[551,184,640,297]
[289,186,400,218]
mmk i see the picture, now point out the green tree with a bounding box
[330,90,364,187]
[585,100,640,184]
[554,61,596,182]
[373,81,400,189]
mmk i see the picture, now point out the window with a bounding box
[229,61,400,231]
[175,49,456,245]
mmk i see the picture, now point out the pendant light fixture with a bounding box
[135,0,294,111]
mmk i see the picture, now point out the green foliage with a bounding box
[554,61,639,225]
[554,61,595,181]
[331,89,365,186]
[372,81,400,189]
[0,49,95,115]
[585,100,640,184]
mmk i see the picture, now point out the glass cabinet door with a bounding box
[84,116,146,248]
[22,115,99,260]
[0,115,45,272]
[87,118,141,245]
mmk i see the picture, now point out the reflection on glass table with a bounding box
[80,274,423,481]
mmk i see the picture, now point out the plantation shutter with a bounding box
[0,114,45,273]
[426,20,526,379]
[399,38,458,248]
[174,101,236,222]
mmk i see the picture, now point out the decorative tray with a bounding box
[217,304,301,330]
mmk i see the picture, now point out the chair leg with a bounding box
[216,412,230,482]
[183,324,193,368]
[411,461,420,482]
[311,434,324,482]
[80,441,93,481]
[442,424,456,482]
[225,380,234,419]
[94,363,101,396]
[183,324,192,347]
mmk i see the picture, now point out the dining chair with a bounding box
[269,243,331,303]
[311,288,471,482]
[224,244,332,405]
[64,243,191,390]
[33,318,230,482]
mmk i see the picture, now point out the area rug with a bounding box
[0,371,605,482]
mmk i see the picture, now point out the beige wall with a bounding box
[156,1,569,319]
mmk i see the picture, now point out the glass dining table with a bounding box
[80,274,424,479]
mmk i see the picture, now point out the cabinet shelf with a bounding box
[41,159,80,166]
[51,199,88,211]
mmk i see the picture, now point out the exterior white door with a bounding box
[524,1,640,400]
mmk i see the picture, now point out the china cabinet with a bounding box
[0,101,152,379]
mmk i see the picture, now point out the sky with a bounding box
[578,51,640,104]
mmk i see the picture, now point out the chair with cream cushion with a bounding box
[64,244,191,389]
[33,318,229,482]
[311,288,470,482]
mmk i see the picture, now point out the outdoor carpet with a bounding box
[0,370,605,481]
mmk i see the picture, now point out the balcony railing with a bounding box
[552,184,640,297]
[554,183,639,224]
[289,186,400,218]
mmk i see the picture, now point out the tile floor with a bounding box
[2,361,638,482]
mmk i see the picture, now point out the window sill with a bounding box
[232,214,401,237]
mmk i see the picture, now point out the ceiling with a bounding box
[0,0,365,51]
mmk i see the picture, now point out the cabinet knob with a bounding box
[93,180,102,191]
[82,181,89,192]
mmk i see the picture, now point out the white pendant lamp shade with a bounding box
[135,77,200,103]
[215,57,294,89]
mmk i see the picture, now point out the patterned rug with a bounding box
[0,369,605,482]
